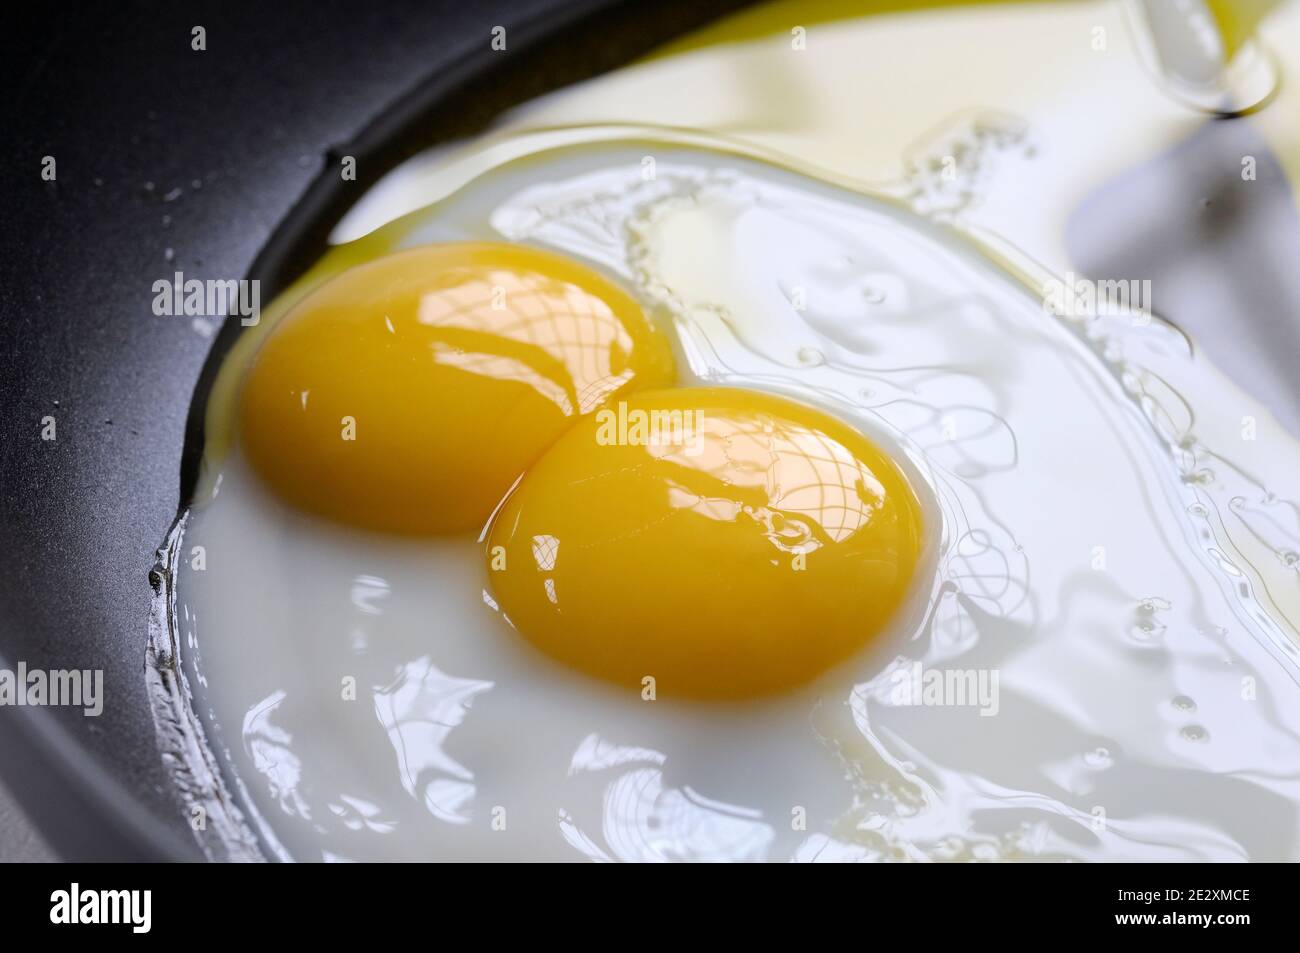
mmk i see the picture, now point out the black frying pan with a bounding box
[0,0,750,861]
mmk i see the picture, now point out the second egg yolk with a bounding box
[487,387,926,699]
[237,242,675,534]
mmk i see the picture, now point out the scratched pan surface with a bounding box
[0,0,748,861]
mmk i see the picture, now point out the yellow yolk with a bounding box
[487,387,925,699]
[237,242,675,534]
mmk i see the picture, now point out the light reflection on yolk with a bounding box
[487,387,925,699]
[237,242,675,534]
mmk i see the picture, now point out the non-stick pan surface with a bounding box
[0,0,748,861]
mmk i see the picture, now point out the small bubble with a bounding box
[1281,551,1299,569]
[143,181,155,193]
[1083,747,1113,769]
[162,186,183,203]
[1187,502,1207,517]
[796,347,825,366]
[1130,598,1168,643]
[163,247,175,263]
[1179,725,1209,743]
[1137,596,1169,613]
[863,285,886,305]
[1171,695,1197,713]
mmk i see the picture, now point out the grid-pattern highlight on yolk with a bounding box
[237,242,675,534]
[416,268,643,416]
[487,387,926,699]
[647,411,888,546]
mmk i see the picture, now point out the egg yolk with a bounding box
[237,242,675,534]
[487,387,925,699]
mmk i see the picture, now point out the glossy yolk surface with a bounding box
[488,387,925,699]
[238,242,676,534]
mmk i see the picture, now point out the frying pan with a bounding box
[5,0,1299,864]
[0,0,749,861]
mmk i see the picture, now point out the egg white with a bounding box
[169,141,1300,862]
